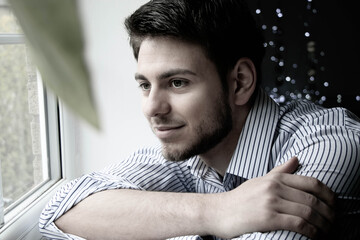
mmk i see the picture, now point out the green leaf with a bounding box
[8,0,100,129]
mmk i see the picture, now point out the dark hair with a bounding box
[124,0,265,86]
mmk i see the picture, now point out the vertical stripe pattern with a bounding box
[39,89,360,240]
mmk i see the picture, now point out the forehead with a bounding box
[137,37,216,78]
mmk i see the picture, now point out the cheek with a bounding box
[141,99,146,115]
[174,92,214,122]
[141,98,150,120]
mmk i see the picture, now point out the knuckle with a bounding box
[305,193,318,206]
[310,177,322,189]
[263,210,277,222]
[306,224,318,239]
[263,195,278,207]
[264,179,281,191]
[329,192,337,206]
[293,217,307,230]
[270,172,282,180]
[310,225,319,238]
[301,206,313,220]
[292,218,318,238]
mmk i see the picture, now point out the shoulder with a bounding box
[277,99,360,135]
[274,100,360,176]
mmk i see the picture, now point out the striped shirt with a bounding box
[39,89,360,240]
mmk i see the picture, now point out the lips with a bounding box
[153,125,185,140]
[156,125,183,131]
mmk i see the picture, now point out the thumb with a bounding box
[270,156,299,174]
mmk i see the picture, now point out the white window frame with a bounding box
[0,97,78,240]
[0,2,78,238]
[0,87,62,239]
[0,102,78,240]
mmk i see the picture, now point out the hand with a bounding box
[208,157,336,239]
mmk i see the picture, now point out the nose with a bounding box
[143,88,171,118]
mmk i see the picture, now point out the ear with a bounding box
[228,58,257,106]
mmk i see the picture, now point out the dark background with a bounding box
[245,0,360,117]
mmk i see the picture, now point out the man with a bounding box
[39,0,360,239]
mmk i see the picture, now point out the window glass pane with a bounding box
[0,6,22,34]
[0,43,48,210]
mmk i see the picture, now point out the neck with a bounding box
[199,106,249,177]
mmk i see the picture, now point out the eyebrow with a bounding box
[135,68,197,81]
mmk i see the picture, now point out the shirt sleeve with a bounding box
[290,119,360,239]
[231,109,360,240]
[249,108,360,240]
[39,147,195,239]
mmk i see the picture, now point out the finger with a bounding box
[273,213,319,239]
[270,156,299,174]
[277,173,336,207]
[278,185,335,224]
[275,197,332,234]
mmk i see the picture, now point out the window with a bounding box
[0,1,62,236]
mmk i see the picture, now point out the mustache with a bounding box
[150,116,184,126]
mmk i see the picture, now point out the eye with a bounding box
[139,82,151,91]
[171,79,187,88]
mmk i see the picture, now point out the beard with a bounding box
[156,90,233,162]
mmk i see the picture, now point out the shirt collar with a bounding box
[186,89,279,180]
[226,89,280,179]
[187,155,209,179]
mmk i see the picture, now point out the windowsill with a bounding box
[0,179,68,239]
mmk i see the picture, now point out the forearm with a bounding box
[54,159,336,240]
[55,189,215,240]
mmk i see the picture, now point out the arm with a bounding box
[55,157,335,240]
[55,189,208,239]
[231,108,360,240]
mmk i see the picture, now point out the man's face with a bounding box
[136,37,232,161]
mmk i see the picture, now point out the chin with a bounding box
[161,143,195,162]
